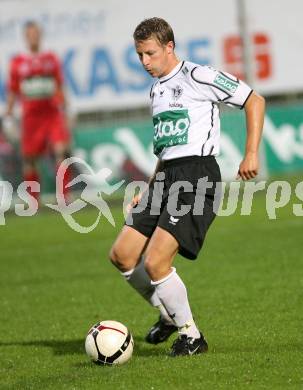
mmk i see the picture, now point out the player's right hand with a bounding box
[2,115,19,143]
[126,193,142,213]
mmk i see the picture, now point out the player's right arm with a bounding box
[148,158,161,185]
[5,57,19,116]
[5,91,17,117]
[2,58,19,141]
[3,91,19,143]
[127,159,161,212]
[127,81,161,211]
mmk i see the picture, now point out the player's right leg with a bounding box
[110,225,162,304]
[110,225,160,307]
[22,156,40,204]
[110,225,148,272]
[109,225,177,341]
[21,115,46,204]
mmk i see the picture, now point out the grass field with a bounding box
[0,180,303,390]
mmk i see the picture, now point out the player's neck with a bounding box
[29,46,40,55]
[159,57,181,79]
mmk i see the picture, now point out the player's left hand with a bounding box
[236,151,259,181]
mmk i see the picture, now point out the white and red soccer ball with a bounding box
[85,320,134,365]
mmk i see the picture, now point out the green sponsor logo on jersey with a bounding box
[214,74,238,94]
[20,76,56,99]
[152,109,190,155]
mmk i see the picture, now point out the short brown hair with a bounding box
[133,17,175,48]
[23,20,40,31]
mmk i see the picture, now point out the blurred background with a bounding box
[0,0,303,198]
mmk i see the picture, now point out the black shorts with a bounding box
[125,155,221,260]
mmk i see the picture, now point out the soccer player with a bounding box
[4,21,70,201]
[110,18,265,356]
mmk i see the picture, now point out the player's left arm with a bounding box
[237,91,265,180]
[52,53,67,110]
[56,84,67,109]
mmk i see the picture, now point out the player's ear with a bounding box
[166,41,174,54]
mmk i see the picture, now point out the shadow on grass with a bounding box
[0,339,84,355]
[211,342,303,354]
[0,335,168,358]
[133,336,168,358]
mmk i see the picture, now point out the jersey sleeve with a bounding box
[8,58,20,94]
[191,65,253,109]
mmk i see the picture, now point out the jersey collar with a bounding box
[24,49,42,58]
[159,61,184,84]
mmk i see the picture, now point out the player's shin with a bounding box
[151,267,200,338]
[121,257,173,324]
[24,170,40,203]
[55,160,72,200]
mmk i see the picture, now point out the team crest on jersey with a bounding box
[172,85,183,100]
[170,85,184,108]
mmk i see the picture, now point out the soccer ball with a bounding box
[85,320,134,365]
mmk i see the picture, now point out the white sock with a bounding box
[157,304,174,325]
[151,268,200,339]
[121,258,174,324]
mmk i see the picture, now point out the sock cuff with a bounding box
[150,267,176,286]
[121,269,134,280]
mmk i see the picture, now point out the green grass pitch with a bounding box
[0,181,302,390]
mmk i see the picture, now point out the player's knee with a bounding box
[57,150,71,162]
[55,151,69,164]
[144,254,161,280]
[23,157,37,174]
[54,144,70,163]
[145,250,173,281]
[109,245,132,271]
[109,245,120,266]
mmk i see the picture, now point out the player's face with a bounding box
[24,25,41,52]
[135,38,174,78]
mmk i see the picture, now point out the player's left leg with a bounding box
[53,141,71,199]
[53,140,70,165]
[21,116,46,204]
[49,111,72,199]
[22,156,41,204]
[144,227,208,356]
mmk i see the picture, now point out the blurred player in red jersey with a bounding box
[4,21,71,201]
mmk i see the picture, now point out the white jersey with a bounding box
[150,60,252,160]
